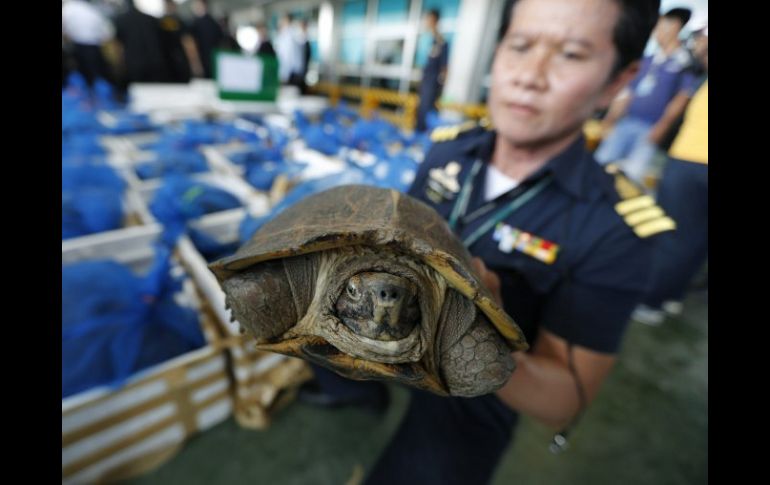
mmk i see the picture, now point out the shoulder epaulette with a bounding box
[605,164,676,238]
[430,119,490,143]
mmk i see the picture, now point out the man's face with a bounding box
[488,0,630,149]
[424,13,438,31]
[192,1,205,17]
[653,17,683,47]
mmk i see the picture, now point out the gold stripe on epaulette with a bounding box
[615,195,655,216]
[430,120,479,142]
[604,164,645,199]
[624,206,664,226]
[614,174,643,199]
[633,217,676,238]
[430,126,458,142]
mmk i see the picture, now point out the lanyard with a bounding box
[447,159,553,248]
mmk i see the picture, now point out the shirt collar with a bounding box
[461,130,594,200]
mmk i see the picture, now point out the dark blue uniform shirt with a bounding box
[422,37,449,85]
[408,126,655,354]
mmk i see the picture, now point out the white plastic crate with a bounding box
[62,225,232,483]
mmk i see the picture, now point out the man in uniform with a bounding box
[415,9,449,133]
[159,0,204,83]
[113,0,169,85]
[190,0,224,79]
[306,0,675,483]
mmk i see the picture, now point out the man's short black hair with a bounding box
[427,9,440,21]
[497,0,661,77]
[663,7,692,28]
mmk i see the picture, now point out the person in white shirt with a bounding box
[62,0,114,87]
[274,13,304,87]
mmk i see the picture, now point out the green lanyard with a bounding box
[447,159,553,248]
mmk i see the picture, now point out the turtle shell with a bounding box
[210,184,527,351]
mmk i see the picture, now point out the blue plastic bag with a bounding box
[62,164,126,239]
[135,150,209,180]
[62,246,205,398]
[149,175,242,245]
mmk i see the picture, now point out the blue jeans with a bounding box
[595,117,659,184]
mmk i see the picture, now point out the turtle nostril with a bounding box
[390,291,398,298]
[380,291,387,298]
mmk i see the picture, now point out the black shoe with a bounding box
[298,380,390,415]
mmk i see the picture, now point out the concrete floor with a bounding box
[123,290,707,485]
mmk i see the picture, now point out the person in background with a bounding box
[62,0,115,88]
[298,18,312,94]
[159,0,203,83]
[190,0,224,79]
[113,0,169,85]
[218,15,239,51]
[256,22,277,57]
[415,9,449,133]
[594,7,697,185]
[633,23,708,326]
[656,20,708,152]
[275,13,305,89]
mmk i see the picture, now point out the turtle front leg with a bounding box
[438,290,515,397]
[222,255,317,342]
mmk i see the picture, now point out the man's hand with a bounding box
[470,257,503,306]
[647,122,668,146]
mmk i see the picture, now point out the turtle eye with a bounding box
[347,284,359,299]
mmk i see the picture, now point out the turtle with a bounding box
[209,185,528,397]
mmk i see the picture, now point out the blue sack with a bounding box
[303,124,342,156]
[149,175,242,245]
[102,111,156,134]
[62,190,124,239]
[62,132,107,157]
[229,143,284,166]
[62,246,205,398]
[368,153,419,192]
[188,226,241,262]
[62,164,126,239]
[135,150,209,180]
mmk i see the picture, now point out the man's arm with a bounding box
[497,331,616,429]
[182,34,204,78]
[469,257,624,430]
[647,91,691,146]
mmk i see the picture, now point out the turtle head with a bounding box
[335,272,421,341]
